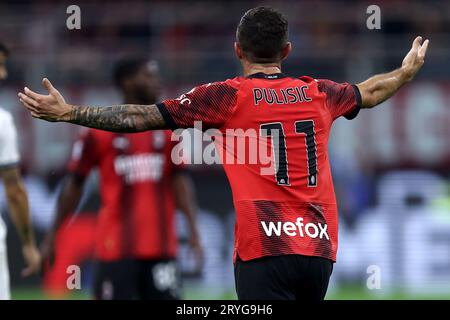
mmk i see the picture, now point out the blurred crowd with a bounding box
[0,0,449,86]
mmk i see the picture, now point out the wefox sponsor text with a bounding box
[260,217,329,240]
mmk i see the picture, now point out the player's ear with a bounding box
[234,42,244,60]
[280,42,292,61]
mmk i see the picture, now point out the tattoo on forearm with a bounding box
[69,104,166,132]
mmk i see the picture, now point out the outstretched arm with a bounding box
[18,79,166,132]
[68,104,166,132]
[356,36,429,108]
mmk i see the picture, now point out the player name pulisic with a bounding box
[253,86,312,106]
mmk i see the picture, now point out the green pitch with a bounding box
[10,286,450,300]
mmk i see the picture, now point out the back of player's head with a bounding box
[113,57,156,89]
[0,42,9,56]
[236,6,289,63]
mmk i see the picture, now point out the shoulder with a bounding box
[194,78,241,92]
[314,78,352,92]
[297,75,317,84]
[181,79,240,104]
[223,77,243,90]
[295,77,343,92]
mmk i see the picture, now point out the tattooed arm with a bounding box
[68,104,166,132]
[18,78,167,132]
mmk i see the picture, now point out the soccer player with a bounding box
[0,42,41,300]
[40,58,203,300]
[18,7,429,300]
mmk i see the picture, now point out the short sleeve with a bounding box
[0,112,20,168]
[317,79,362,120]
[67,130,100,178]
[156,81,238,130]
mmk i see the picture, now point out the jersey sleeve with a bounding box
[156,81,238,130]
[67,130,100,178]
[317,79,362,120]
[0,112,20,168]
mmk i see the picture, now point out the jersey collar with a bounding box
[246,72,287,80]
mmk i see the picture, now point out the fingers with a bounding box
[20,102,40,118]
[18,92,38,108]
[412,36,423,51]
[42,78,58,94]
[18,83,66,121]
[18,88,45,117]
[19,97,43,119]
[24,87,45,101]
[19,98,36,110]
[18,83,53,116]
[418,39,429,59]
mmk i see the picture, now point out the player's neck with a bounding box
[243,61,282,77]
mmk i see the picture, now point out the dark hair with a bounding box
[113,57,151,88]
[236,7,288,63]
[0,42,9,56]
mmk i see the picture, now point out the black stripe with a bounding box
[246,72,287,80]
[116,134,134,258]
[156,103,177,130]
[344,85,362,120]
[352,84,363,107]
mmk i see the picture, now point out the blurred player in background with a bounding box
[18,7,428,300]
[0,42,41,300]
[40,58,203,300]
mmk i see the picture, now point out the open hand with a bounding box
[401,36,429,81]
[18,78,72,122]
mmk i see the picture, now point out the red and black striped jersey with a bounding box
[68,129,183,261]
[158,72,361,262]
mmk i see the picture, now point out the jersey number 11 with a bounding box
[260,120,317,187]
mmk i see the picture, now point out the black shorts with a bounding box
[234,254,333,300]
[93,258,180,300]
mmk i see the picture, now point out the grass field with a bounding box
[11,287,450,300]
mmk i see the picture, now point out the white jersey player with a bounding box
[0,42,41,299]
